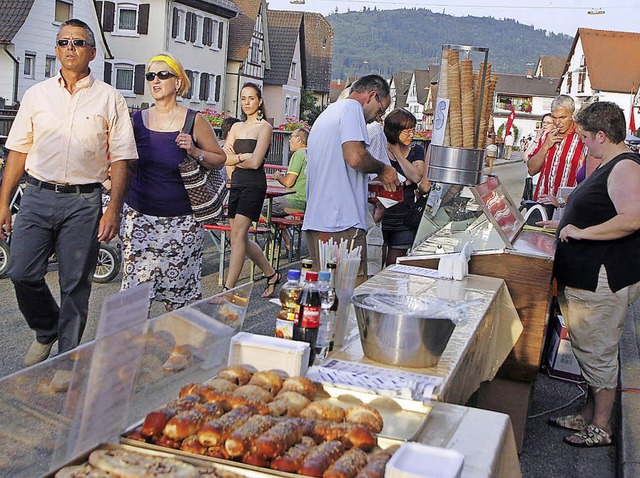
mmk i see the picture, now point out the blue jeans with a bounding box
[8,182,102,352]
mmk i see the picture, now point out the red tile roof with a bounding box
[563,28,640,94]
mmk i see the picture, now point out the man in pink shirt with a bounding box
[0,19,137,373]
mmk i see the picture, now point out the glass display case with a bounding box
[411,175,554,260]
[0,283,253,477]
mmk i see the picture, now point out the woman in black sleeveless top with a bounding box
[541,102,640,448]
[223,83,280,298]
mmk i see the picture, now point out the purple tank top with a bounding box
[576,163,587,184]
[126,110,193,217]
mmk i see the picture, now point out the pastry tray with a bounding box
[119,382,431,477]
[45,442,265,478]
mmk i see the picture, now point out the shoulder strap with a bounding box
[183,109,198,136]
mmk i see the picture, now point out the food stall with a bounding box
[0,276,520,478]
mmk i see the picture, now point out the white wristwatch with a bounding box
[196,152,205,163]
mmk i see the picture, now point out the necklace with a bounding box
[152,107,179,131]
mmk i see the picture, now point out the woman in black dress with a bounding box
[382,109,427,266]
[223,83,280,297]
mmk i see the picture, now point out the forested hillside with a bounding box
[327,8,573,79]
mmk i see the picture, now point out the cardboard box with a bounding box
[545,313,584,383]
[476,378,532,453]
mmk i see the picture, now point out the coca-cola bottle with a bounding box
[293,270,321,366]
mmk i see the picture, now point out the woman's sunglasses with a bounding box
[56,39,93,48]
[145,71,176,81]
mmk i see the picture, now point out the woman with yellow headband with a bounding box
[120,53,226,317]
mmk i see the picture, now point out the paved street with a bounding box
[0,159,617,476]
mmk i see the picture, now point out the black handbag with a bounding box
[178,109,227,223]
[403,191,428,229]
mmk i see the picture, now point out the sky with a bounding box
[265,0,640,36]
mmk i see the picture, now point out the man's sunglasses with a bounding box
[145,71,176,81]
[56,39,93,48]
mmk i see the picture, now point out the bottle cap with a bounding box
[306,271,319,282]
[318,271,331,281]
[287,270,301,281]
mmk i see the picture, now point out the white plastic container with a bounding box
[228,332,311,376]
[385,442,464,478]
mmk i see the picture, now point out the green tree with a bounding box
[300,89,323,126]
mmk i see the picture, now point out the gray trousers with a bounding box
[8,182,102,353]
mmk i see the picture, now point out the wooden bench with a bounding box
[270,213,304,270]
[204,223,272,286]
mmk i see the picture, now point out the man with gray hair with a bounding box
[527,94,587,203]
[0,19,137,380]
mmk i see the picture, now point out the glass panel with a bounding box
[55,0,71,23]
[0,283,253,477]
[118,8,137,31]
[115,68,133,90]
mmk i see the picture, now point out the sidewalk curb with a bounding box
[619,300,640,477]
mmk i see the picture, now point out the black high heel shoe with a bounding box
[262,271,282,298]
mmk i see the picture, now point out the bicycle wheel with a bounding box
[0,240,9,279]
[93,244,121,283]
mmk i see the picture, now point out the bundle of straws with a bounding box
[317,238,361,286]
[317,238,361,346]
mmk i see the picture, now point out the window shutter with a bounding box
[215,74,221,102]
[199,74,208,101]
[185,13,193,42]
[217,22,224,49]
[95,1,103,24]
[133,64,146,95]
[190,14,198,42]
[103,61,112,84]
[103,1,115,32]
[137,4,150,34]
[184,70,193,99]
[171,8,179,38]
[203,18,211,46]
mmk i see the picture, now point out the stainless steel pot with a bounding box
[351,293,456,368]
[427,145,484,186]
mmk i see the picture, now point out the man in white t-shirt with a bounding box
[303,75,399,283]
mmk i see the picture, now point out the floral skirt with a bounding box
[120,204,204,309]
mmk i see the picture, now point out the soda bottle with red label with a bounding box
[293,270,321,366]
